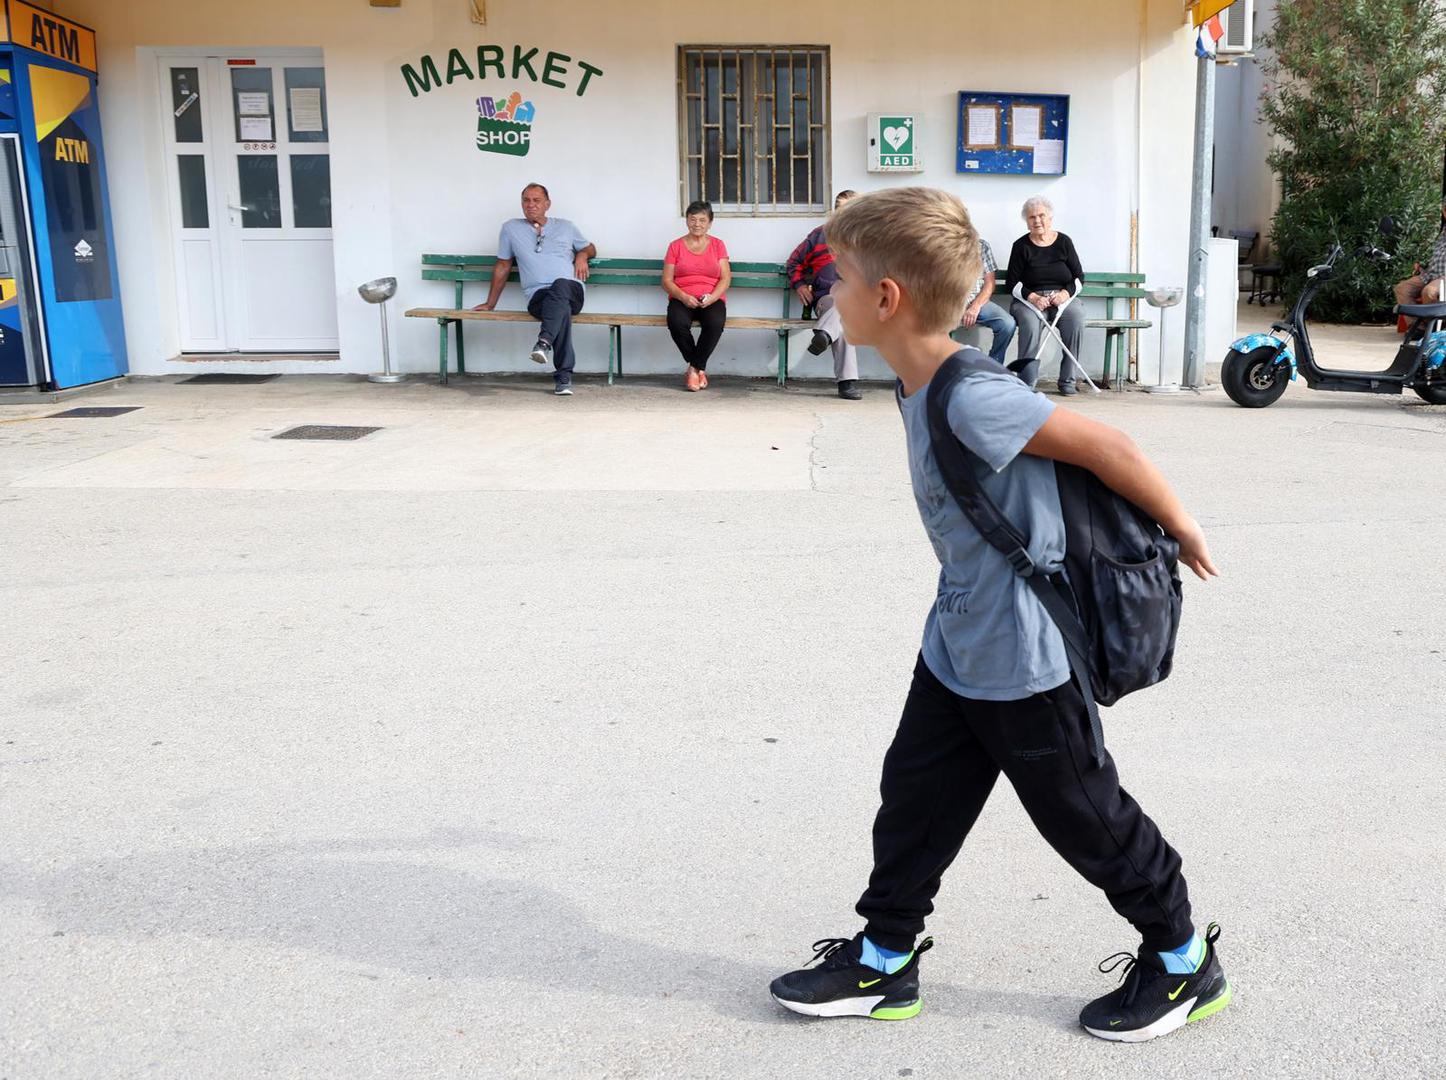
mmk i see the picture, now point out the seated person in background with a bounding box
[786,190,863,400]
[474,182,596,397]
[954,237,1016,364]
[1394,199,1446,308]
[1007,196,1087,395]
[662,200,731,392]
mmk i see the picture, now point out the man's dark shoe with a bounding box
[808,329,832,355]
[770,934,933,1020]
[1057,381,1078,396]
[1079,924,1231,1042]
[530,339,553,365]
[837,380,863,401]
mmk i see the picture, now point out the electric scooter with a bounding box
[1221,219,1446,407]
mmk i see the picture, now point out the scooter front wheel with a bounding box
[1413,384,1446,404]
[1222,347,1290,408]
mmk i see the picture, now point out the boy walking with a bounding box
[768,188,1231,1043]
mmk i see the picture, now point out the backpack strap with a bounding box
[926,351,1107,768]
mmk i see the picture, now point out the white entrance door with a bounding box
[159,54,339,352]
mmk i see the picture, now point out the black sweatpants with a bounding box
[527,278,586,379]
[665,298,727,370]
[856,654,1194,953]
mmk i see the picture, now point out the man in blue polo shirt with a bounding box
[475,183,597,395]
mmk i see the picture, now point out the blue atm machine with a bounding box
[0,1,126,390]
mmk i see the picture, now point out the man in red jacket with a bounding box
[786,190,861,399]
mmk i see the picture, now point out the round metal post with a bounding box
[359,277,404,384]
[1145,286,1183,394]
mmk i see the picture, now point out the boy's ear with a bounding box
[875,276,902,324]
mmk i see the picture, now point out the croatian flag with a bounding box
[1196,14,1225,58]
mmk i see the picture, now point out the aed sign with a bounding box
[868,113,923,173]
[1,1,99,73]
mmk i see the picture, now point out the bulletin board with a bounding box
[956,92,1070,176]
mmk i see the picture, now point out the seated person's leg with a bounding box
[976,301,1016,364]
[1010,300,1042,361]
[535,279,584,384]
[1395,274,1425,307]
[812,294,843,355]
[1056,302,1088,388]
[693,302,726,370]
[666,297,698,366]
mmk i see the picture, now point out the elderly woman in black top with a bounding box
[1006,196,1087,394]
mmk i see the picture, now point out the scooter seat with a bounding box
[1396,302,1446,318]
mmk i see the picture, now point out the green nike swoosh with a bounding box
[1168,981,1188,1001]
[858,977,882,989]
[1109,1020,1123,1027]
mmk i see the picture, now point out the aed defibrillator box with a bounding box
[0,1,126,390]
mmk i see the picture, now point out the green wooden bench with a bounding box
[404,255,815,386]
[973,271,1150,387]
[407,256,1151,388]
[1079,271,1152,386]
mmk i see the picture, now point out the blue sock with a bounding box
[1158,932,1206,974]
[859,936,912,974]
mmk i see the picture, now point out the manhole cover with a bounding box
[179,373,280,384]
[272,425,381,441]
[49,406,142,418]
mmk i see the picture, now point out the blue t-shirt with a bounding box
[497,217,590,300]
[897,367,1070,700]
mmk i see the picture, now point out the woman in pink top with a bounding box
[662,200,731,391]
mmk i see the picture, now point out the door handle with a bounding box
[227,202,252,212]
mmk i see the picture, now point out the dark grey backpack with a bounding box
[926,349,1183,766]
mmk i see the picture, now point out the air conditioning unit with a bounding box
[1218,0,1254,54]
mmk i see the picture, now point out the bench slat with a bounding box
[1083,271,1146,284]
[405,308,814,331]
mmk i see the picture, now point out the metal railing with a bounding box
[678,46,829,216]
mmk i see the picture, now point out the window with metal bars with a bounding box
[678,46,830,216]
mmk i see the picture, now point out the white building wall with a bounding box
[72,0,1198,383]
[1211,0,1279,258]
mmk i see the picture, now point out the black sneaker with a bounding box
[770,934,933,1020]
[530,339,553,365]
[1079,924,1232,1042]
[837,380,863,401]
[1057,381,1078,396]
[807,329,832,355]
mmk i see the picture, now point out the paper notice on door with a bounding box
[289,87,324,133]
[1032,139,1065,175]
[237,91,270,116]
[239,116,273,141]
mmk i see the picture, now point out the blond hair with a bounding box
[825,187,981,333]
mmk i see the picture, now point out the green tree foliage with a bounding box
[1261,0,1446,320]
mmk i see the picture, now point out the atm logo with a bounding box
[54,137,89,164]
[30,15,81,65]
[2,2,100,74]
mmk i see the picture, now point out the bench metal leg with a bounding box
[455,318,466,375]
[607,325,616,385]
[778,330,789,387]
[437,319,450,385]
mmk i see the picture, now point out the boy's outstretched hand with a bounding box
[1171,515,1219,581]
